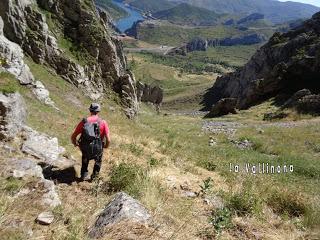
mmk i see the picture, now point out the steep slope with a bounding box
[0,0,139,118]
[169,0,319,23]
[152,3,221,26]
[203,12,320,111]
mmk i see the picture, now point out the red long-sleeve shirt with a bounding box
[72,115,109,140]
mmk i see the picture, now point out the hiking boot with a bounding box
[90,174,99,182]
[80,172,89,181]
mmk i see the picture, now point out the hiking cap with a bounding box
[89,103,101,113]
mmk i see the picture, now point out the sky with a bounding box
[278,0,320,7]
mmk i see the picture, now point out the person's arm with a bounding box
[71,121,84,147]
[103,121,110,149]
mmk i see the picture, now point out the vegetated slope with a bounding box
[169,0,319,23]
[126,21,246,46]
[203,12,320,111]
[95,0,128,19]
[125,0,176,13]
[152,3,222,26]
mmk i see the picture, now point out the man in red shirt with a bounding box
[71,103,110,181]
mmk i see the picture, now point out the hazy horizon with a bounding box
[278,0,320,7]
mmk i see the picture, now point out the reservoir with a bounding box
[112,0,144,33]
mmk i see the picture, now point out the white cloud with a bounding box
[278,0,320,7]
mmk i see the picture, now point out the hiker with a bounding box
[71,103,110,181]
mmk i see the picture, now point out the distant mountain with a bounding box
[125,0,176,13]
[152,3,222,26]
[169,0,320,23]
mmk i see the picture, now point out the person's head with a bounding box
[89,103,101,115]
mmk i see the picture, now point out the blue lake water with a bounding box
[112,0,144,32]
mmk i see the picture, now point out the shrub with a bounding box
[108,163,145,198]
[267,189,307,217]
[148,157,160,167]
[227,191,258,216]
[209,207,233,233]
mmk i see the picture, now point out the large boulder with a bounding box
[206,98,237,117]
[3,158,43,179]
[88,192,152,239]
[21,126,74,169]
[297,94,320,114]
[203,12,320,113]
[0,93,27,140]
[137,82,163,105]
[282,89,312,108]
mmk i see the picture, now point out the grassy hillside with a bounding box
[127,45,260,75]
[125,0,176,13]
[135,22,242,46]
[1,59,320,238]
[95,0,128,19]
[132,20,276,46]
[153,3,222,26]
[170,0,319,23]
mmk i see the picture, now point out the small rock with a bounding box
[208,137,217,146]
[203,195,224,209]
[180,181,191,191]
[39,179,61,208]
[182,191,197,198]
[14,188,31,198]
[36,211,54,225]
[256,128,264,134]
[231,139,254,150]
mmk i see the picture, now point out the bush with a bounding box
[227,191,258,216]
[267,189,307,217]
[108,163,145,198]
[148,157,160,167]
[209,207,233,233]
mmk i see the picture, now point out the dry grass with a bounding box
[1,59,319,240]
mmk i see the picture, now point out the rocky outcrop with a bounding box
[0,16,57,108]
[0,0,139,118]
[125,20,144,39]
[168,34,266,56]
[0,93,27,140]
[137,82,163,106]
[0,92,76,212]
[206,98,237,117]
[296,94,320,114]
[88,192,152,239]
[203,12,320,113]
[208,33,266,47]
[282,89,312,108]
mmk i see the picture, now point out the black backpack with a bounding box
[79,118,103,159]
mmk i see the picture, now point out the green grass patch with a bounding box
[0,72,21,94]
[107,163,146,198]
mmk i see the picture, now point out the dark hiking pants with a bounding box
[81,153,103,179]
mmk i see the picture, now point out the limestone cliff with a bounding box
[0,0,139,118]
[203,12,320,111]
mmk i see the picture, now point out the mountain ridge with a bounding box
[168,0,319,23]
